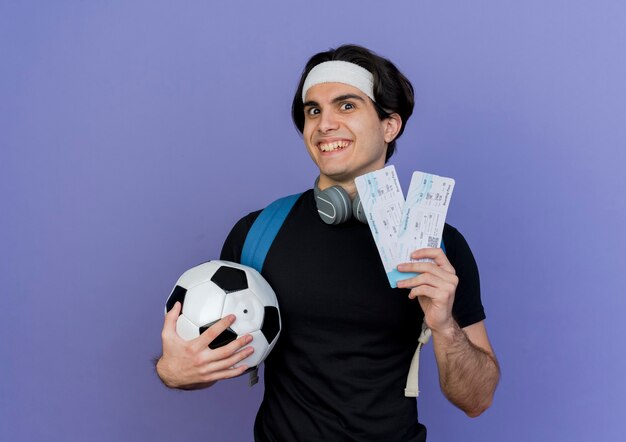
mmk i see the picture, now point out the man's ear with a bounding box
[383,113,402,143]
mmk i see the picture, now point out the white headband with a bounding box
[301,60,375,102]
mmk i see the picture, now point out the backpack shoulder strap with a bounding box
[241,193,302,273]
[240,193,301,387]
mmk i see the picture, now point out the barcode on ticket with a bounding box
[427,236,440,248]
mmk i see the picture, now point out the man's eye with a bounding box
[307,108,320,116]
[341,102,354,111]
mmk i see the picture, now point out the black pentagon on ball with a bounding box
[210,265,248,293]
[261,306,280,344]
[165,285,187,312]
[200,321,238,349]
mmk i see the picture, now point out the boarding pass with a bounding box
[355,166,455,288]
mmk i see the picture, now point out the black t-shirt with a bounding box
[220,190,485,442]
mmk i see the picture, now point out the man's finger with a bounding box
[410,248,455,274]
[208,345,255,372]
[397,271,439,290]
[196,314,237,348]
[409,285,436,300]
[212,334,253,360]
[208,364,250,382]
[396,261,449,281]
[163,301,182,332]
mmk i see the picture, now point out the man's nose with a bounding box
[318,110,339,133]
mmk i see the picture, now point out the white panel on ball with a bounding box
[176,261,219,289]
[235,329,268,368]
[176,314,200,341]
[222,289,264,335]
[183,281,226,327]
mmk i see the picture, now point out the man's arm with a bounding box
[397,248,499,417]
[431,320,499,417]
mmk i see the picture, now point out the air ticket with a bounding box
[355,167,455,288]
[354,165,405,282]
[393,172,455,286]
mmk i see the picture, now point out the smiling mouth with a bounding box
[318,140,351,152]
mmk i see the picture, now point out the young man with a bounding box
[157,44,499,441]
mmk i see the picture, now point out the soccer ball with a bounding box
[165,260,281,370]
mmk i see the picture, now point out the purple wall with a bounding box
[2,1,625,440]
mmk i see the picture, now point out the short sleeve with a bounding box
[443,224,486,328]
[220,211,261,263]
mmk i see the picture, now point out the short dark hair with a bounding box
[291,44,414,162]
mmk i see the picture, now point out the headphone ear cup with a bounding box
[315,185,352,225]
[352,194,368,224]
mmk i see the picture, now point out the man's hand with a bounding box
[396,248,458,333]
[156,301,254,390]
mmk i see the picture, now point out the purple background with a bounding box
[2,1,625,441]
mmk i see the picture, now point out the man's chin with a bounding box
[317,170,357,188]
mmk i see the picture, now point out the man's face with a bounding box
[302,82,400,190]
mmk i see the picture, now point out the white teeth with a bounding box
[320,141,349,152]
